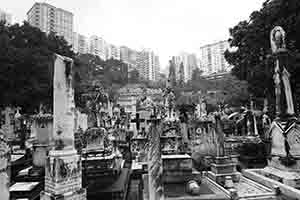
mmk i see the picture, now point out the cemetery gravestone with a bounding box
[41,54,86,200]
[0,131,10,200]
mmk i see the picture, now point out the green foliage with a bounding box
[0,21,74,113]
[176,72,249,107]
[207,75,249,107]
[74,54,129,107]
[128,69,140,83]
[225,0,300,115]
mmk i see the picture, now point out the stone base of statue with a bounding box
[243,119,300,199]
[40,149,86,200]
[207,156,240,186]
[249,119,300,188]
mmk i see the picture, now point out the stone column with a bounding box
[41,54,86,200]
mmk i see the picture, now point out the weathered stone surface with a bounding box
[41,55,86,200]
[41,188,86,200]
[148,123,164,200]
[162,154,192,171]
[53,54,75,149]
[0,135,9,200]
[44,150,82,195]
[1,107,15,140]
[32,144,48,167]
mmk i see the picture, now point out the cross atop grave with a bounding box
[131,113,146,132]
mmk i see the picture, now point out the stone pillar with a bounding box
[52,55,75,148]
[41,54,86,200]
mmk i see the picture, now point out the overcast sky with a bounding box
[2,0,264,69]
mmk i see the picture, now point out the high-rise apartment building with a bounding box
[136,49,159,81]
[186,54,197,81]
[120,46,130,63]
[0,9,12,25]
[171,56,181,81]
[72,32,88,54]
[154,55,160,81]
[199,40,231,74]
[120,46,137,71]
[89,35,107,60]
[27,2,74,44]
[106,44,120,60]
[172,52,197,82]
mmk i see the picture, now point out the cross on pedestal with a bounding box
[131,113,142,131]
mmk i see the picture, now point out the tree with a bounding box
[128,69,139,83]
[187,68,209,92]
[207,75,249,107]
[73,54,130,106]
[225,0,300,116]
[191,67,203,82]
[0,21,74,113]
[73,53,105,108]
[103,58,128,85]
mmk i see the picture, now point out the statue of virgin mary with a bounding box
[270,26,295,117]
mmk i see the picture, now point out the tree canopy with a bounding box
[224,0,300,115]
[74,54,129,107]
[0,21,74,113]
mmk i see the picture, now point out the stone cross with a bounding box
[131,113,141,131]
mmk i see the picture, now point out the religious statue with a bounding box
[270,26,286,53]
[262,97,272,138]
[214,114,225,157]
[270,26,295,118]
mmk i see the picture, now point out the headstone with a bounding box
[1,107,15,140]
[75,110,88,132]
[41,54,86,200]
[191,120,217,156]
[84,127,106,151]
[0,131,9,200]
